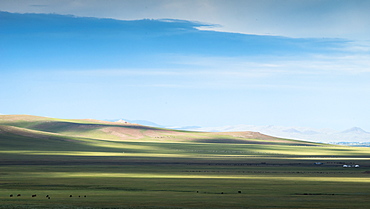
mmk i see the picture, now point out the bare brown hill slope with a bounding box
[0,115,317,146]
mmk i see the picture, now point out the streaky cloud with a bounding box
[0,11,349,71]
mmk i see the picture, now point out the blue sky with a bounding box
[1,0,370,130]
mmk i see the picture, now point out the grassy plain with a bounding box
[1,115,370,208]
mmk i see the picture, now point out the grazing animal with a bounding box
[84,195,86,197]
[238,191,242,193]
[48,197,50,199]
[17,194,21,197]
[32,194,36,197]
[10,194,13,197]
[69,195,73,197]
[46,195,49,197]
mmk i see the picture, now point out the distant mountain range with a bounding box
[183,125,370,144]
[110,119,370,144]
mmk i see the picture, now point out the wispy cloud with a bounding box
[58,46,370,79]
[170,50,370,74]
[30,4,48,7]
[60,68,280,77]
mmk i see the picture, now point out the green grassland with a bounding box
[1,115,370,208]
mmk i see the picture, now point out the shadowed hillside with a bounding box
[0,115,316,146]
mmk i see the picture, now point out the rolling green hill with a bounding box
[1,115,370,208]
[0,114,314,144]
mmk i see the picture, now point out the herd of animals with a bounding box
[8,194,87,199]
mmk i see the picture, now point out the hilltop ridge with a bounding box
[0,114,317,146]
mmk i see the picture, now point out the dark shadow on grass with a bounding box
[194,138,317,146]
